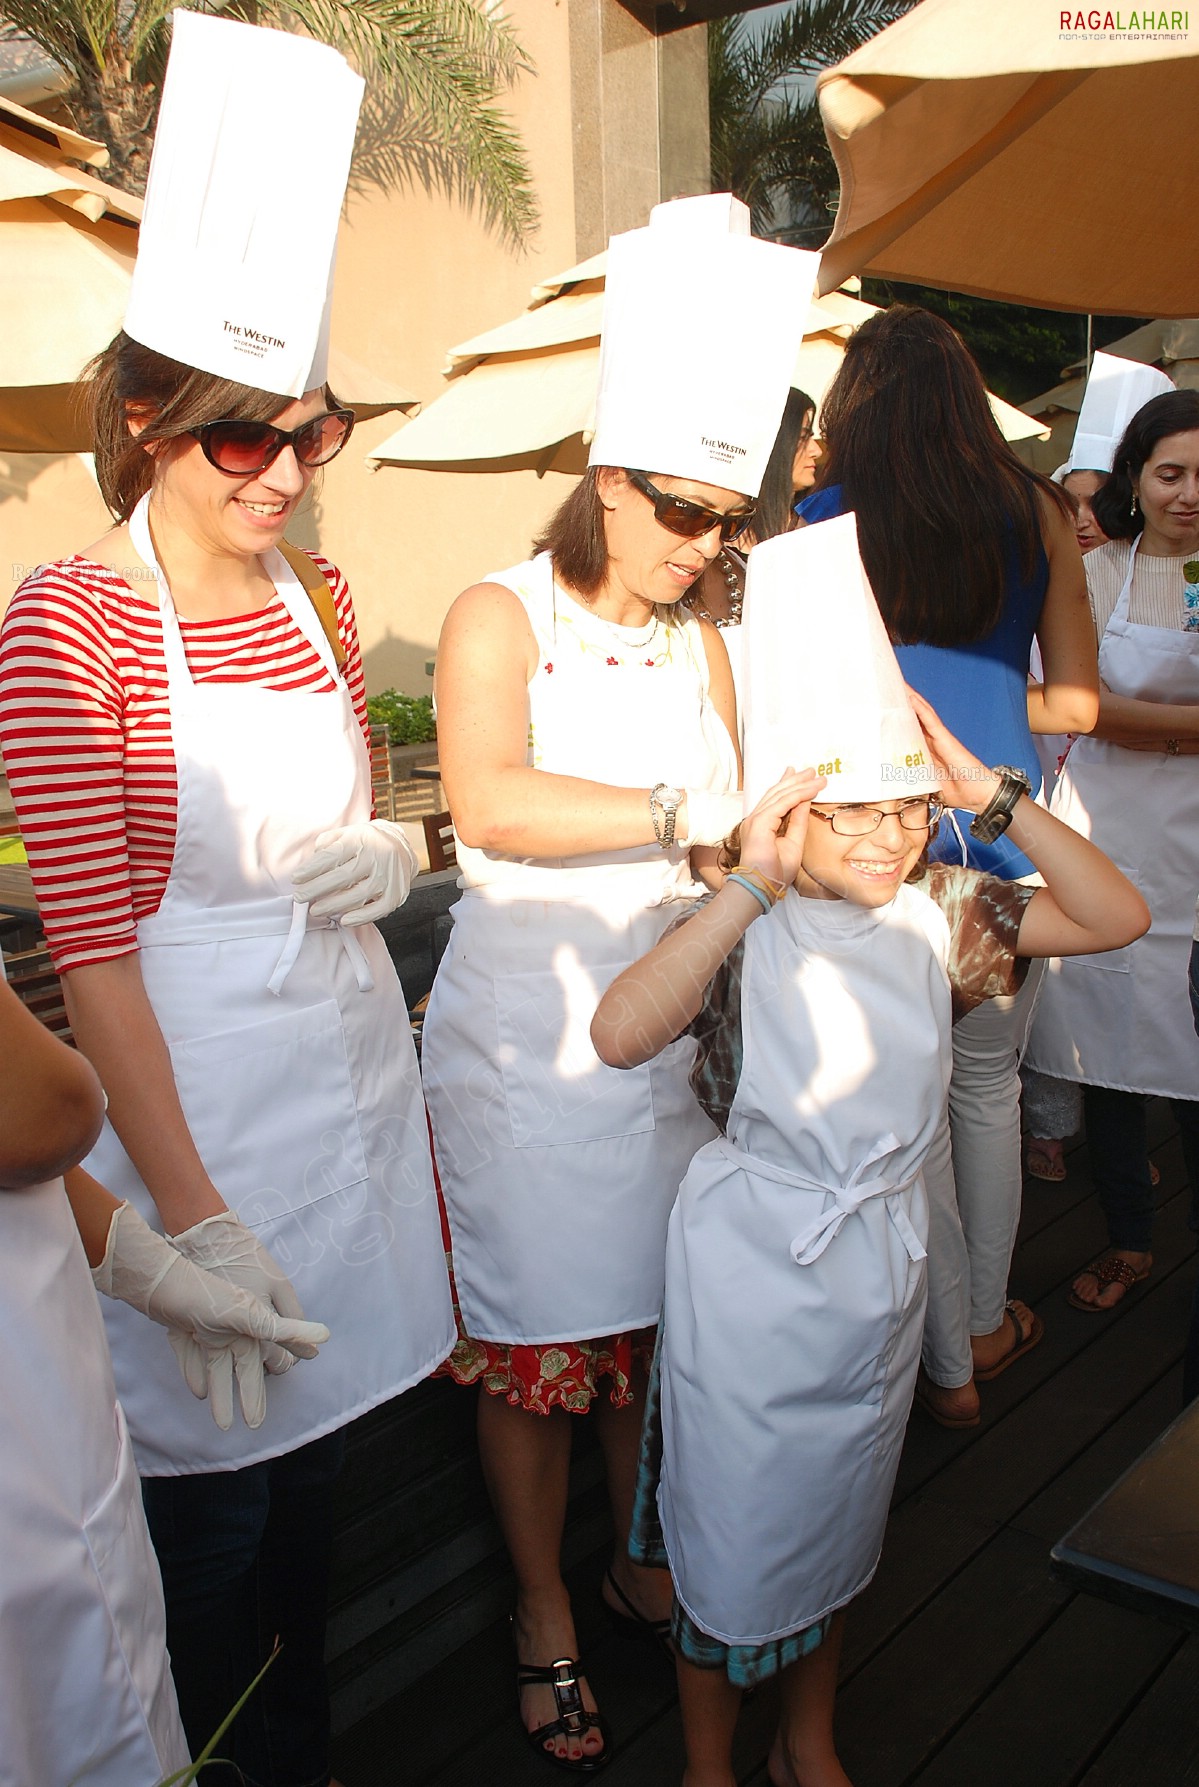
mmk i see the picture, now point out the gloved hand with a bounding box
[92,1201,329,1430]
[290,821,418,925]
[679,788,744,849]
[170,1209,309,1378]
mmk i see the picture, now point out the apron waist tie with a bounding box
[711,1133,925,1265]
[267,901,375,996]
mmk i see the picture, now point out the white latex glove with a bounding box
[171,1209,309,1378]
[290,821,417,925]
[92,1202,329,1430]
[679,788,744,848]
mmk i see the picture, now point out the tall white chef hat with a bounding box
[588,195,819,498]
[1067,351,1176,474]
[124,9,364,398]
[741,511,938,809]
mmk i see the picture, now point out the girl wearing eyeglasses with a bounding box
[0,332,455,1785]
[590,693,1146,1787]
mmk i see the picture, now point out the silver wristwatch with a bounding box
[969,766,1031,843]
[650,782,684,850]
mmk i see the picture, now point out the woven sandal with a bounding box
[516,1656,610,1774]
[1067,1251,1151,1312]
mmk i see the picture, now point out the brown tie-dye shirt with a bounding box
[681,864,1035,1135]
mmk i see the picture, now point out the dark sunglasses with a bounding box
[191,409,355,476]
[626,469,755,544]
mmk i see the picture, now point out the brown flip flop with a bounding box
[973,1301,1045,1380]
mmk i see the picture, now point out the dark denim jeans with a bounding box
[142,1427,345,1787]
[1083,1085,1199,1251]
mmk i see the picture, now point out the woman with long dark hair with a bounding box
[798,305,1100,1427]
[1028,388,1199,1311]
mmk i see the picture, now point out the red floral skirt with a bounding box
[432,1155,655,1415]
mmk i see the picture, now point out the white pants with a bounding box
[922,957,1046,1388]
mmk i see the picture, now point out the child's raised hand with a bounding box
[906,689,999,815]
[737,768,826,888]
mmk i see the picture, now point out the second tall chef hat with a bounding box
[1066,351,1176,475]
[741,511,938,810]
[588,195,820,498]
[124,8,365,397]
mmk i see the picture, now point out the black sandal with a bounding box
[601,1567,674,1657]
[516,1655,610,1774]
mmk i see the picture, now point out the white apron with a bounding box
[1027,537,1199,1100]
[87,499,454,1474]
[422,555,737,1344]
[0,1177,188,1784]
[657,887,947,1644]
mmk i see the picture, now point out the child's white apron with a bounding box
[657,886,949,1644]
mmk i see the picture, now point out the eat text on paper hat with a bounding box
[588,195,819,499]
[124,9,364,398]
[741,512,938,809]
[1069,351,1176,474]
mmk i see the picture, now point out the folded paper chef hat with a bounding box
[124,9,364,397]
[588,195,819,497]
[1068,352,1175,474]
[741,511,938,809]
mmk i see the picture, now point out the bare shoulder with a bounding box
[1035,484,1076,555]
[438,580,539,678]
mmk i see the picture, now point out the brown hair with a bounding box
[815,306,1073,646]
[87,332,293,519]
[532,466,609,597]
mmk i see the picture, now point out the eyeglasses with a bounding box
[191,409,355,476]
[626,469,755,544]
[809,798,942,837]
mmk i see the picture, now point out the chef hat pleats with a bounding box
[588,195,819,498]
[741,512,938,809]
[124,9,364,397]
[1068,352,1176,474]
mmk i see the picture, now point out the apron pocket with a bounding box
[169,998,368,1222]
[1066,946,1133,974]
[495,965,656,1147]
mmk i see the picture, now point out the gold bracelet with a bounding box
[728,865,786,907]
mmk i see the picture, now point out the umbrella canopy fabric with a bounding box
[0,96,417,452]
[816,0,1199,316]
[368,263,1047,473]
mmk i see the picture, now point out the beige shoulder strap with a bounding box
[278,540,346,669]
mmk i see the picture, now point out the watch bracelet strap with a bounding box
[649,782,678,850]
[969,770,1027,843]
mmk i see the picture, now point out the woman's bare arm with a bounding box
[63,955,227,1232]
[436,581,713,855]
[1028,496,1100,736]
[0,982,106,1188]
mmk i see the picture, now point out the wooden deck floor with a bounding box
[332,1105,1199,1787]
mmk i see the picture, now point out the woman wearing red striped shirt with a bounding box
[0,334,454,1787]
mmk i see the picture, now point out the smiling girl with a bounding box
[590,519,1147,1787]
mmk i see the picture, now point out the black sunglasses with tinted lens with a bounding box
[626,469,755,544]
[191,409,355,476]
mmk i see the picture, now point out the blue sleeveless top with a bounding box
[796,485,1047,878]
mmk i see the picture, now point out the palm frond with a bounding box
[709,0,918,238]
[247,1,538,242]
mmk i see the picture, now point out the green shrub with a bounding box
[366,689,437,746]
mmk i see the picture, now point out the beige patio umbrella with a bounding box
[368,255,1046,472]
[0,96,139,450]
[816,0,1199,315]
[0,95,418,453]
